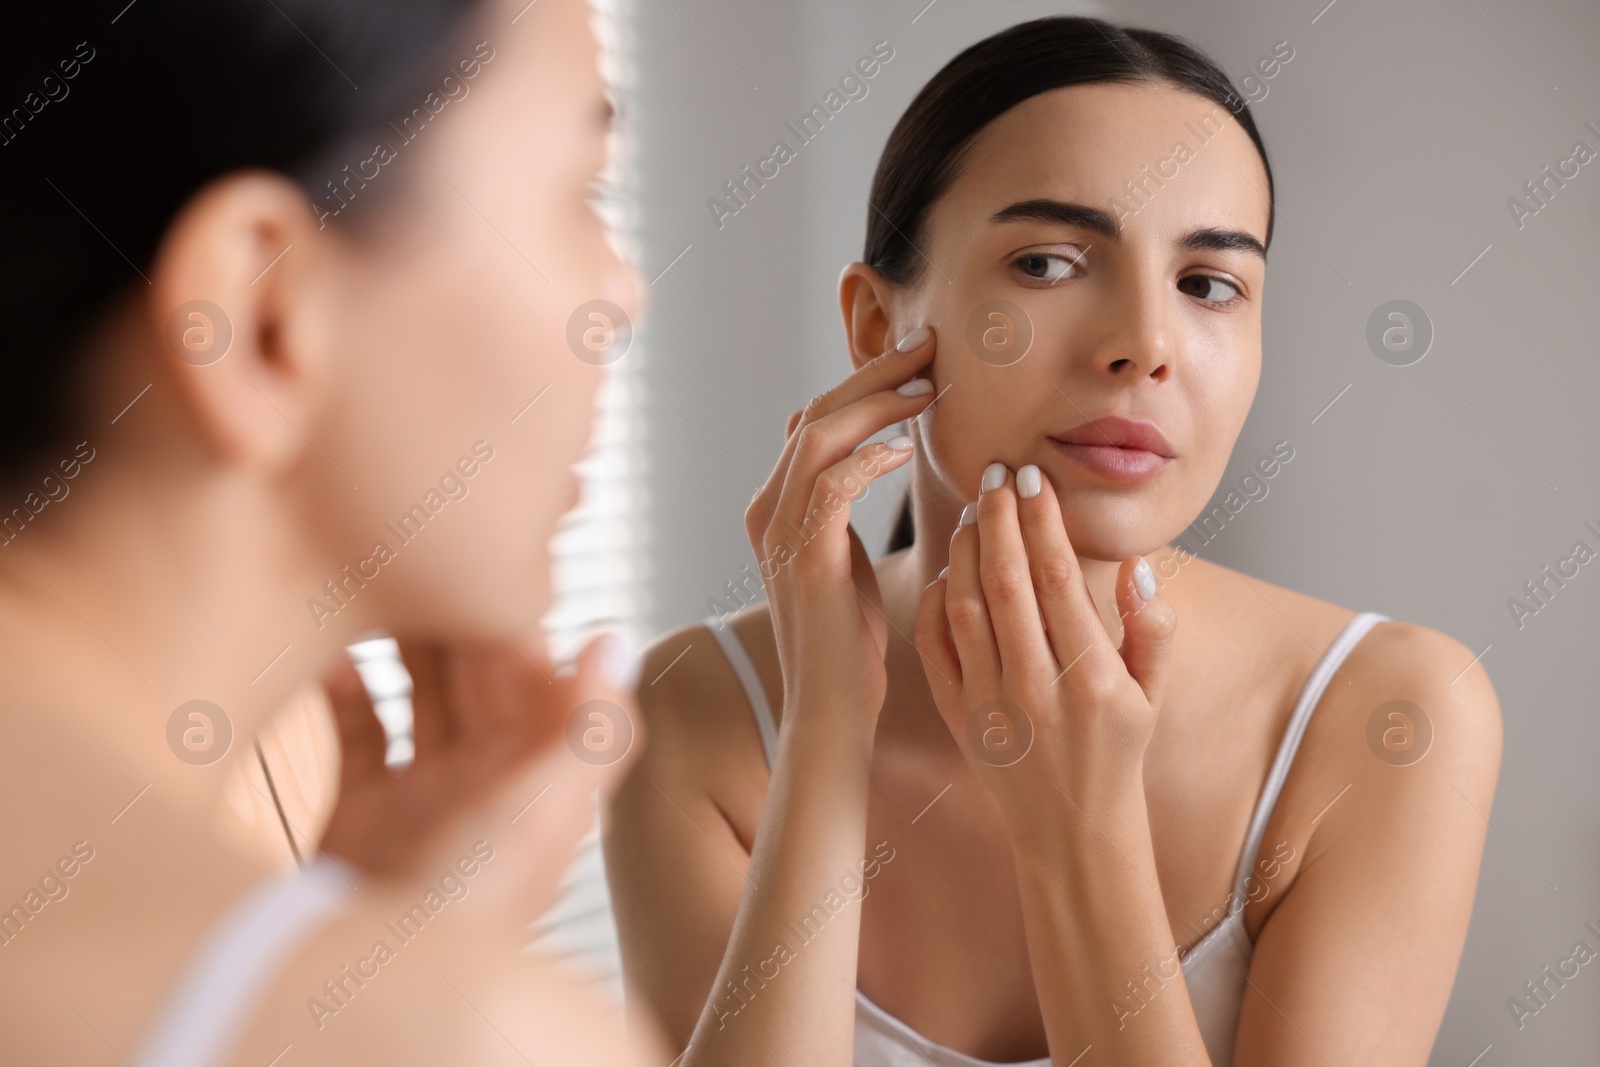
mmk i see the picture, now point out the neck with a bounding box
[0,461,367,821]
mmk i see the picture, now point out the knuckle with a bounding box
[801,391,833,423]
[793,420,828,460]
[945,594,988,634]
[983,564,1029,604]
[1034,556,1076,599]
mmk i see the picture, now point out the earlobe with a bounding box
[837,261,897,371]
[146,169,333,471]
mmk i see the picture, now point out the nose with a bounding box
[1092,269,1174,381]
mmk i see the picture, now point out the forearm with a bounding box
[683,701,877,1067]
[1011,774,1212,1066]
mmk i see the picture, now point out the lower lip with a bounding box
[1048,440,1173,483]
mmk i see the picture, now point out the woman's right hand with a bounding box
[742,325,938,726]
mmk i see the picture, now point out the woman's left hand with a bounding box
[913,461,1177,840]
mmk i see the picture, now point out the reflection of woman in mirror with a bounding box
[607,17,1500,1066]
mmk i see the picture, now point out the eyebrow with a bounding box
[990,198,1266,260]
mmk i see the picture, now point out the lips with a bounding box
[1047,416,1174,484]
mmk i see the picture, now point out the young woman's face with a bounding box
[307,0,638,637]
[900,82,1271,561]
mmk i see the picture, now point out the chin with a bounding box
[1054,502,1177,563]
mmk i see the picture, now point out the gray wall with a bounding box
[625,1,1600,1061]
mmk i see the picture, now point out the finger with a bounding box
[944,496,1000,691]
[748,327,935,540]
[391,632,637,924]
[1115,554,1177,711]
[1014,463,1113,674]
[321,652,387,767]
[393,638,452,754]
[437,642,533,748]
[778,438,916,578]
[785,409,803,438]
[568,630,644,787]
[772,396,925,547]
[974,463,1056,680]
[913,569,962,694]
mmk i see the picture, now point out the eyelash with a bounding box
[1007,249,1248,309]
[1177,273,1246,309]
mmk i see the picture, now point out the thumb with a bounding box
[1116,555,1177,712]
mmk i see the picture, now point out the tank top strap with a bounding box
[131,855,357,1067]
[704,616,778,768]
[1228,611,1390,893]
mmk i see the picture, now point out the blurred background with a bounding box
[364,0,1600,1063]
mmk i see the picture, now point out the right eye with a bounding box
[1010,248,1084,286]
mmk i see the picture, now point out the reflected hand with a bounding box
[317,630,637,920]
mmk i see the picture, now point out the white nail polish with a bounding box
[958,502,978,527]
[896,377,933,397]
[980,462,1006,494]
[885,434,914,450]
[1017,464,1041,499]
[895,325,931,352]
[1134,557,1157,601]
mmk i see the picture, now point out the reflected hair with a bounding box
[0,0,487,488]
[871,16,1275,552]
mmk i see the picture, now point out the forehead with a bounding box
[942,81,1271,246]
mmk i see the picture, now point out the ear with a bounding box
[145,169,338,472]
[837,262,899,372]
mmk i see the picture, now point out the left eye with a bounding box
[1177,275,1241,304]
[1013,252,1081,284]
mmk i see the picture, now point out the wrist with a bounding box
[775,690,881,759]
[1000,768,1149,862]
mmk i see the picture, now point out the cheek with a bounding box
[914,385,996,502]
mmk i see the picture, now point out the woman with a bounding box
[0,0,662,1063]
[606,17,1501,1066]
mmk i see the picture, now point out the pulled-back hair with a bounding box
[0,0,486,487]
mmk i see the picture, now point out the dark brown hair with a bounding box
[1,0,485,488]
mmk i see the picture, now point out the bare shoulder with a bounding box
[1170,554,1504,936]
[622,605,778,821]
[1173,552,1504,769]
[1320,616,1504,788]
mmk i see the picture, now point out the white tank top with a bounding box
[704,609,1389,1066]
[130,856,356,1067]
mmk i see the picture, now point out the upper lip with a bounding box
[1049,416,1175,457]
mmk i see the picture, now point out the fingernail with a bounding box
[1134,557,1157,601]
[958,502,978,527]
[596,631,631,688]
[980,462,1006,494]
[1017,464,1041,499]
[884,434,914,451]
[937,565,949,580]
[896,377,933,397]
[895,325,931,352]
